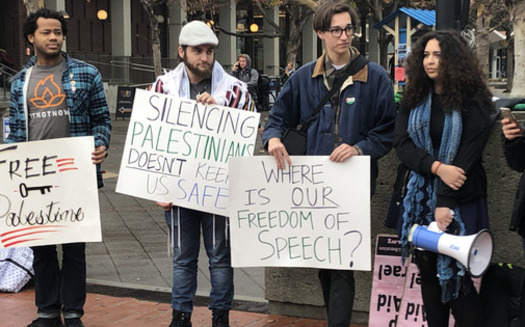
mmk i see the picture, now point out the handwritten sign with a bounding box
[116,89,260,216]
[228,156,371,270]
[0,136,101,248]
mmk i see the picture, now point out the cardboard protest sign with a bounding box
[0,136,101,248]
[397,261,429,327]
[368,234,481,327]
[228,156,371,270]
[369,235,458,327]
[116,89,260,216]
[369,235,430,326]
[369,235,409,327]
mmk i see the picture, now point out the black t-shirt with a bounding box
[189,78,211,100]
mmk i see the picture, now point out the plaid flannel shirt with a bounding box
[7,52,112,188]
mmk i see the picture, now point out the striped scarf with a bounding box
[152,60,254,111]
[400,92,470,303]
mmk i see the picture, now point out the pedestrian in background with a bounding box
[7,8,112,327]
[231,53,259,107]
[151,21,255,327]
[501,105,525,257]
[394,30,494,327]
[280,61,295,85]
[262,1,396,325]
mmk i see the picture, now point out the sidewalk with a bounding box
[1,286,341,327]
[0,115,366,326]
[88,115,267,305]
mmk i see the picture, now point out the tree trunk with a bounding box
[506,35,514,92]
[378,30,391,70]
[286,27,300,67]
[23,0,44,15]
[286,4,311,67]
[474,3,491,80]
[474,32,490,80]
[511,0,525,97]
[370,0,397,70]
[140,0,163,78]
[152,42,162,78]
[149,24,163,79]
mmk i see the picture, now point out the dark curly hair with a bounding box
[23,8,68,44]
[402,30,494,114]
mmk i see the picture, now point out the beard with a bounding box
[34,43,62,61]
[183,57,213,79]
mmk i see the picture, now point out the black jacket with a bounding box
[394,99,493,209]
[503,135,525,236]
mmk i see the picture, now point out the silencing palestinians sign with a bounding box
[228,156,371,270]
[116,89,260,216]
[0,136,101,248]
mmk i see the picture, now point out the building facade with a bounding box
[0,0,321,86]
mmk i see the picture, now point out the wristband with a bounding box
[434,162,443,174]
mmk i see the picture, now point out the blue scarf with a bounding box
[400,93,470,303]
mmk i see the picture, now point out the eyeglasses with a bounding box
[326,25,354,38]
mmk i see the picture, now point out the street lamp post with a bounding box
[97,10,108,53]
[436,0,469,31]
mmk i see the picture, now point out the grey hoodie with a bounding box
[231,54,259,101]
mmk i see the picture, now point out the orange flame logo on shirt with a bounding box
[30,75,66,108]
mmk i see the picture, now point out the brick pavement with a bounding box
[0,286,368,327]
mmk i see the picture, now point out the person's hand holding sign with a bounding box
[268,137,291,170]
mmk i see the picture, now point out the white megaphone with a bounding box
[408,222,493,277]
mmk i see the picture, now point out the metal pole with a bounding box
[436,0,470,31]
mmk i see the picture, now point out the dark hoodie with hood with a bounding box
[231,53,259,103]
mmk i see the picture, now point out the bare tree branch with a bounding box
[288,0,317,12]
[23,0,44,15]
[254,0,282,33]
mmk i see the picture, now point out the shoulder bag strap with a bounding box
[300,55,368,132]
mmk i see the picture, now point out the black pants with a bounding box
[480,264,525,327]
[32,243,86,319]
[318,269,355,327]
[415,250,482,327]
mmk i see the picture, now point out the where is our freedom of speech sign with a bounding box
[116,89,260,216]
[229,156,371,271]
[0,136,101,248]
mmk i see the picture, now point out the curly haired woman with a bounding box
[393,30,495,327]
